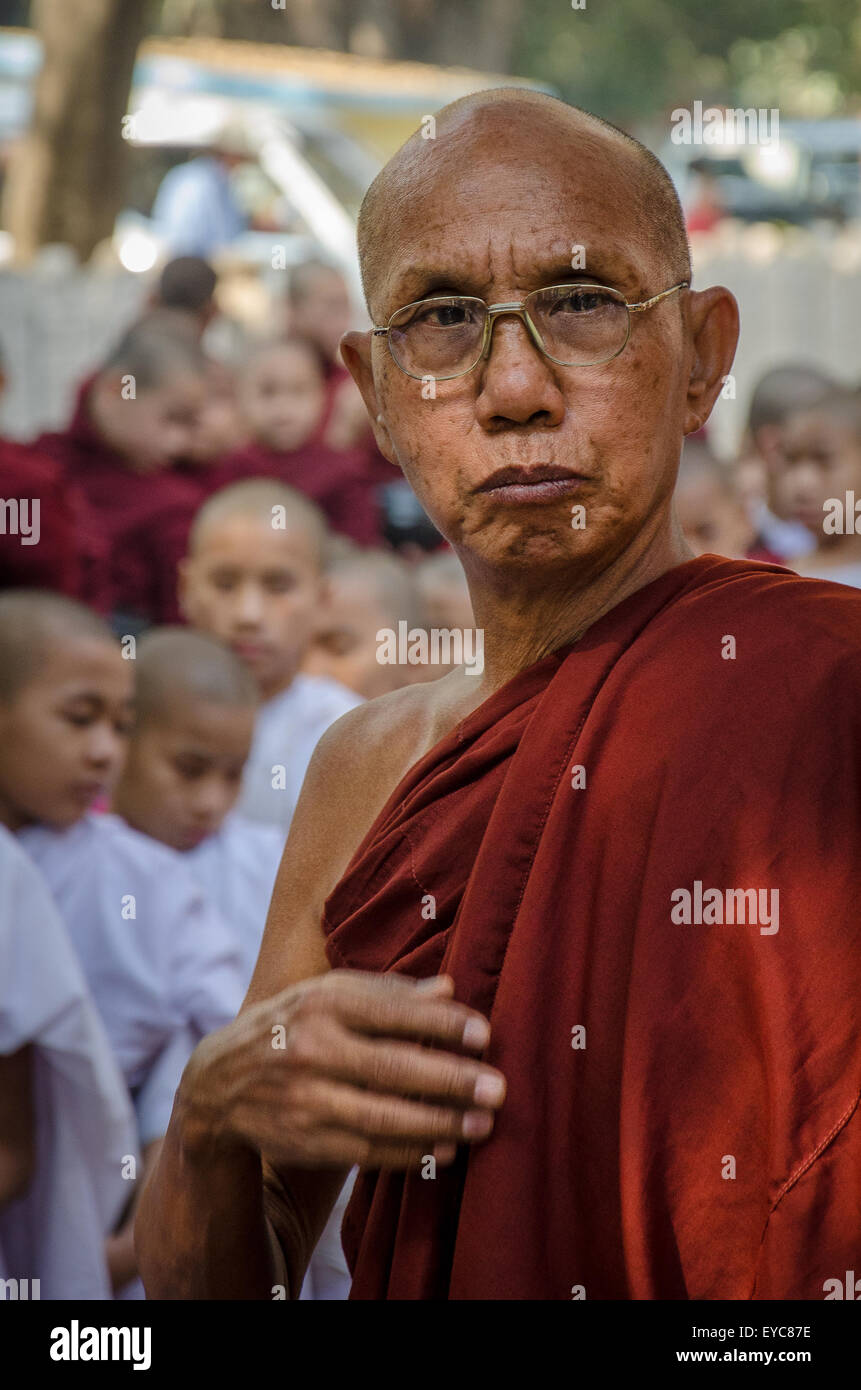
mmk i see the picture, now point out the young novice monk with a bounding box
[673,439,764,561]
[179,480,361,830]
[111,626,353,1298]
[0,825,136,1299]
[213,338,381,545]
[781,387,861,588]
[112,626,282,990]
[302,545,429,698]
[34,318,210,623]
[0,591,243,1295]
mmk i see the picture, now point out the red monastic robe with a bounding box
[323,554,861,1299]
[211,440,381,545]
[318,361,397,491]
[0,439,91,598]
[35,381,205,617]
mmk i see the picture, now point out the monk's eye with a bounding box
[264,573,297,594]
[209,571,239,592]
[173,757,207,780]
[322,627,357,656]
[412,301,476,330]
[62,709,96,729]
[547,288,613,316]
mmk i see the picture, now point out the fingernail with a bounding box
[462,1016,490,1049]
[473,1073,505,1106]
[462,1110,493,1139]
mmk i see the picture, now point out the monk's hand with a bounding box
[181,970,506,1170]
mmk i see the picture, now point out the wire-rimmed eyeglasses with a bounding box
[372,280,689,381]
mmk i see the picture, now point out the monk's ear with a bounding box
[93,369,128,405]
[682,286,739,436]
[340,329,397,465]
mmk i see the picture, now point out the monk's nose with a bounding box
[234,582,265,625]
[86,722,125,769]
[473,316,566,430]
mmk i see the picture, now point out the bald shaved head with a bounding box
[188,479,330,568]
[0,590,116,701]
[357,87,690,319]
[0,592,131,832]
[114,625,259,850]
[101,316,207,390]
[304,546,429,697]
[415,549,475,632]
[339,85,737,619]
[133,626,258,728]
[677,438,734,495]
[747,364,837,435]
[328,547,428,631]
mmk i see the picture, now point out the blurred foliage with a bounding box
[514,0,861,124]
[9,0,861,124]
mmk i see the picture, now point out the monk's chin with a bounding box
[459,521,619,575]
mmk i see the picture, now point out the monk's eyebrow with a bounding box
[388,255,636,308]
[61,690,106,708]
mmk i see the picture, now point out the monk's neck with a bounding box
[467,521,693,695]
[259,670,298,704]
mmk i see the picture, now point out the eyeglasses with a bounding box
[372,280,689,381]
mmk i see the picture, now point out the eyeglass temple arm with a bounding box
[627,282,689,313]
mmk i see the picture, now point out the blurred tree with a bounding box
[152,1,861,124]
[157,0,525,73]
[2,0,153,261]
[514,0,861,126]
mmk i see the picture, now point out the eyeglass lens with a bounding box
[387,285,630,376]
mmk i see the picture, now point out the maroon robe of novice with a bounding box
[35,380,205,617]
[212,440,381,546]
[0,438,106,604]
[318,360,396,492]
[323,554,861,1299]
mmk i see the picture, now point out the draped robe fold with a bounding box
[323,555,861,1300]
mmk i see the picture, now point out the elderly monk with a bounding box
[138,89,861,1301]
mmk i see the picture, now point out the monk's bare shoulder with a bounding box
[311,666,485,827]
[246,669,486,1000]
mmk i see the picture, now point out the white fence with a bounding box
[0,259,147,441]
[691,222,861,457]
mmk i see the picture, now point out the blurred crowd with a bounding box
[0,253,477,1302]
[0,251,859,1301]
[677,364,861,585]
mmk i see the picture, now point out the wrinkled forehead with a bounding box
[373,122,660,316]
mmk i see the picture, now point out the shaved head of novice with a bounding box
[139,89,861,1304]
[112,626,259,852]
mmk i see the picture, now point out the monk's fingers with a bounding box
[271,1128,458,1172]
[289,1076,496,1146]
[320,1027,506,1109]
[308,970,490,1052]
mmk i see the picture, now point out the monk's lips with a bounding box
[477,474,588,503]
